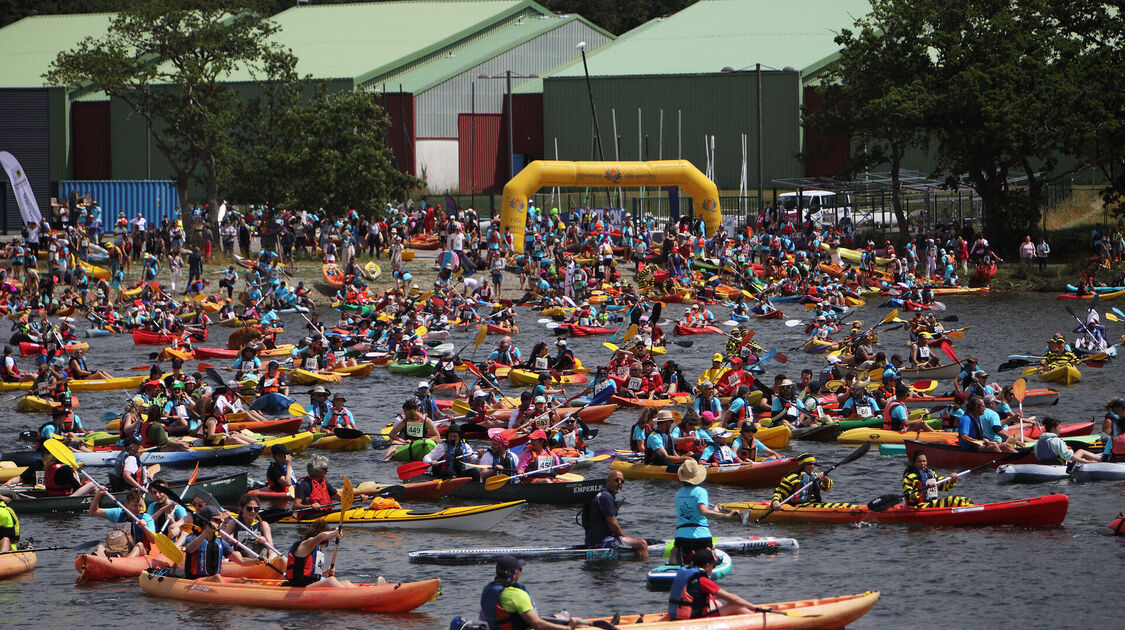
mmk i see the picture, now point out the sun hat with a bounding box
[677,459,707,485]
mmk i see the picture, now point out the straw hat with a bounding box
[677,459,707,485]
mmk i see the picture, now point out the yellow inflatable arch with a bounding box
[499,160,721,254]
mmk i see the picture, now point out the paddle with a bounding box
[483,459,582,490]
[288,401,309,418]
[1065,304,1106,351]
[754,443,871,523]
[498,382,617,445]
[866,450,1027,512]
[328,477,353,572]
[1012,377,1028,441]
[42,439,184,564]
[256,484,406,523]
[160,462,199,533]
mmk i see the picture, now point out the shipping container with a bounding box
[57,180,181,227]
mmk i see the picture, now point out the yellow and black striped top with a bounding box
[902,469,957,507]
[771,472,833,505]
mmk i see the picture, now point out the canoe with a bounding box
[577,591,880,629]
[996,464,1070,483]
[322,263,345,289]
[0,551,36,579]
[3,472,249,514]
[1070,461,1125,482]
[610,457,798,488]
[18,341,88,357]
[1055,287,1125,301]
[138,571,441,612]
[837,428,959,445]
[1038,364,1081,385]
[437,476,602,505]
[647,549,731,589]
[70,375,147,392]
[76,552,286,582]
[249,392,296,414]
[903,440,1038,469]
[276,500,526,531]
[556,323,616,336]
[507,368,588,387]
[720,495,1068,527]
[673,323,724,335]
[903,388,1059,410]
[609,393,691,408]
[387,361,434,377]
[409,535,798,564]
[288,369,343,385]
[898,363,960,380]
[311,433,372,451]
[751,308,783,320]
[132,328,207,344]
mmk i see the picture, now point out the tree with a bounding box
[805,0,932,236]
[45,0,295,220]
[225,85,419,216]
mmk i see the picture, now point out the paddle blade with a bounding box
[474,325,488,350]
[1012,378,1027,401]
[881,309,899,324]
[340,477,354,519]
[622,324,638,341]
[671,340,694,347]
[153,532,184,564]
[288,402,308,417]
[396,460,431,481]
[483,474,510,491]
[43,438,78,470]
[602,342,619,352]
[1020,365,1040,377]
[867,493,904,512]
[333,427,364,440]
[651,302,662,323]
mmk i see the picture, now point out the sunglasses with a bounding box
[244,505,260,512]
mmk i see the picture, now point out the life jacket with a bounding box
[524,449,557,477]
[112,452,146,490]
[324,408,354,430]
[184,533,224,579]
[139,419,162,447]
[882,401,906,431]
[644,431,673,465]
[432,442,470,477]
[707,444,737,465]
[490,451,519,477]
[1035,435,1064,464]
[299,476,332,507]
[733,437,757,462]
[261,374,282,394]
[43,462,75,496]
[668,568,718,620]
[480,581,532,630]
[0,501,19,539]
[284,538,325,586]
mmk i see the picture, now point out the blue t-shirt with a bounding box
[980,408,1005,441]
[841,396,879,418]
[726,398,750,424]
[646,432,671,456]
[957,413,982,449]
[674,484,711,540]
[105,508,156,531]
[888,403,909,425]
[146,502,188,524]
[631,424,648,445]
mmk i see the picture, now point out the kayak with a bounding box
[250,392,296,414]
[1037,363,1082,385]
[711,425,791,450]
[332,363,376,379]
[388,439,437,462]
[70,375,147,392]
[74,443,264,468]
[437,476,601,505]
[2,472,248,514]
[0,380,34,392]
[311,433,372,451]
[673,323,724,335]
[556,323,616,336]
[387,361,434,376]
[1056,287,1125,300]
[610,457,798,488]
[16,395,66,413]
[485,404,617,425]
[103,416,301,435]
[751,307,783,320]
[84,328,115,338]
[409,535,799,564]
[903,388,1059,409]
[276,500,525,531]
[1069,461,1125,482]
[837,428,959,445]
[996,464,1070,484]
[158,347,194,361]
[18,341,88,356]
[322,263,345,289]
[790,424,842,442]
[131,328,208,344]
[898,363,960,380]
[76,552,286,582]
[646,549,731,589]
[362,261,382,281]
[540,306,573,317]
[288,369,343,385]
[138,571,441,612]
[506,368,588,387]
[720,494,1069,526]
[0,550,35,579]
[609,392,691,408]
[575,591,880,629]
[486,323,518,335]
[217,317,259,328]
[903,440,1037,468]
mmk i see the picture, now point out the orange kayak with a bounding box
[610,393,691,408]
[76,552,286,582]
[138,571,441,612]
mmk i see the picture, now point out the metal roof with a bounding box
[517,0,872,93]
[0,13,117,88]
[221,0,551,83]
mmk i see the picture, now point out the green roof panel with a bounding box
[0,13,117,88]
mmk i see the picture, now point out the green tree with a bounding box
[44,0,294,218]
[806,0,932,236]
[225,86,419,217]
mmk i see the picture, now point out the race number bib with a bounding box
[534,416,549,429]
[536,455,554,471]
[628,377,643,390]
[786,406,800,418]
[919,346,931,359]
[857,405,873,418]
[535,357,549,370]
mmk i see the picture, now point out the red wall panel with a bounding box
[458,113,502,193]
[802,86,850,178]
[377,92,416,176]
[511,93,543,157]
[71,101,111,180]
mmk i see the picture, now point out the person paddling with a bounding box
[88,488,154,559]
[220,495,276,560]
[479,555,583,630]
[901,451,972,508]
[282,519,368,588]
[769,453,834,510]
[667,548,756,620]
[293,455,340,518]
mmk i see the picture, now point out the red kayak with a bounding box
[18,341,86,357]
[557,323,616,336]
[733,495,1068,527]
[904,440,1037,468]
[131,328,208,345]
[752,308,783,320]
[486,323,517,335]
[674,323,724,335]
[75,552,285,582]
[904,388,1059,409]
[229,417,302,434]
[1110,515,1125,536]
[194,346,239,359]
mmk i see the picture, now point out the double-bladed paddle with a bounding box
[753,443,871,523]
[865,450,1028,512]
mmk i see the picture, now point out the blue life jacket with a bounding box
[480,581,531,630]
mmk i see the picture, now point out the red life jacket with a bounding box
[300,476,331,506]
[140,420,162,447]
[44,462,74,496]
[882,401,906,431]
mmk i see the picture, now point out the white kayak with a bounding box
[996,464,1069,484]
[408,536,798,564]
[1070,461,1125,482]
[647,549,731,589]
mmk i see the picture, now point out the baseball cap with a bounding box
[497,554,526,573]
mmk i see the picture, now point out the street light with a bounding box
[721,63,766,214]
[576,42,604,161]
[479,70,538,181]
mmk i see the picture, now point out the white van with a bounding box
[778,190,852,225]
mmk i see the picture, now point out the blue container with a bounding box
[57,180,181,227]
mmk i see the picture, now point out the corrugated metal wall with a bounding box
[71,101,111,180]
[458,112,503,193]
[512,92,542,156]
[802,86,849,178]
[543,72,802,191]
[377,92,417,176]
[413,18,612,139]
[58,180,181,226]
[0,88,51,233]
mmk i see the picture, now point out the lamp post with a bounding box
[722,64,766,215]
[479,71,537,181]
[576,42,604,161]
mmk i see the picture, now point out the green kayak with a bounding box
[388,361,434,376]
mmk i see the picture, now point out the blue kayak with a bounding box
[250,393,296,414]
[84,328,114,338]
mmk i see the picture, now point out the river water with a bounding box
[1,292,1122,629]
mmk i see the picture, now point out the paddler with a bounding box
[883,383,935,433]
[769,453,834,510]
[320,393,357,431]
[1103,399,1125,461]
[839,386,880,421]
[384,399,440,461]
[302,385,331,429]
[645,410,692,468]
[424,423,477,480]
[182,505,242,581]
[667,548,756,621]
[220,495,276,560]
[265,444,295,494]
[472,434,519,480]
[146,480,188,540]
[517,430,564,482]
[673,459,741,564]
[697,353,727,385]
[0,496,19,552]
[283,519,365,588]
[479,555,583,630]
[958,397,1016,453]
[1041,333,1077,367]
[66,347,112,380]
[902,451,972,507]
[580,469,649,560]
[88,488,154,559]
[765,379,803,429]
[729,421,780,461]
[257,360,289,398]
[1035,417,1101,465]
[293,455,341,518]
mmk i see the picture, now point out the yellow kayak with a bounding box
[332,364,376,379]
[70,375,147,392]
[820,242,892,266]
[837,428,958,445]
[0,380,34,392]
[16,395,63,414]
[310,433,372,452]
[1037,364,1081,386]
[506,368,588,387]
[159,348,194,361]
[363,262,382,281]
[78,259,111,281]
[288,369,343,385]
[540,306,574,317]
